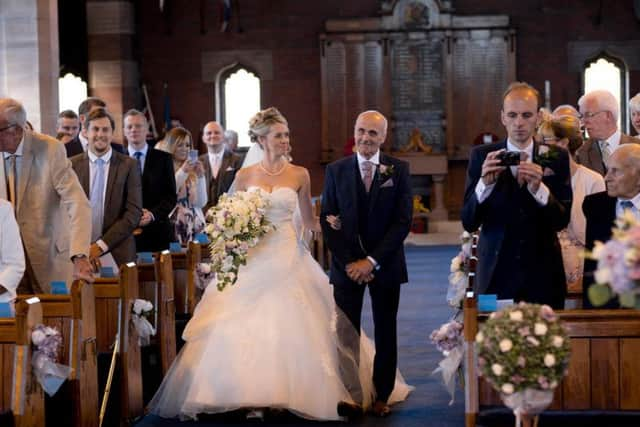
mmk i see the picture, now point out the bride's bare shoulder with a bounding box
[288,163,309,177]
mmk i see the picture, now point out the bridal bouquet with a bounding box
[588,210,640,308]
[476,303,570,421]
[203,189,275,291]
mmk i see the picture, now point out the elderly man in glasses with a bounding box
[574,90,638,176]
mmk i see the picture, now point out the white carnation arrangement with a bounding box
[131,298,155,346]
[202,189,275,291]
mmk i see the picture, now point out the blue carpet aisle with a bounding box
[135,245,466,427]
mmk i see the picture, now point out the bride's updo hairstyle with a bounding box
[248,107,288,148]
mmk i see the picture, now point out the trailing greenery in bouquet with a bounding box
[476,303,570,422]
[587,210,640,308]
[200,189,275,291]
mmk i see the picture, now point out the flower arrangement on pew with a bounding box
[587,210,640,308]
[131,299,156,346]
[429,231,473,403]
[200,189,275,291]
[476,303,570,425]
[447,231,473,308]
[31,324,73,396]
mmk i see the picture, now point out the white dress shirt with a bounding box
[88,148,112,252]
[600,129,622,155]
[79,133,89,152]
[0,199,25,302]
[127,142,149,173]
[475,139,550,206]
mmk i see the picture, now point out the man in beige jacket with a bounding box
[0,98,93,293]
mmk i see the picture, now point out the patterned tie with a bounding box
[134,151,143,174]
[601,141,611,167]
[90,158,106,242]
[362,160,374,193]
[5,154,17,208]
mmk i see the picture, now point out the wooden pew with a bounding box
[0,299,45,427]
[137,251,176,374]
[171,241,202,316]
[94,263,143,424]
[464,299,640,422]
[16,281,99,427]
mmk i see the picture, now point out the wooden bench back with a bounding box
[15,281,99,427]
[0,300,45,427]
[94,263,143,422]
[171,241,202,316]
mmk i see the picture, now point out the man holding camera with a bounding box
[461,82,571,309]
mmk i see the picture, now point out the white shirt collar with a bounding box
[208,148,225,161]
[127,142,148,157]
[88,148,112,163]
[506,138,534,158]
[602,129,622,150]
[79,132,89,151]
[356,151,380,166]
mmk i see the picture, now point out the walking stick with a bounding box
[99,334,120,427]
[142,84,159,139]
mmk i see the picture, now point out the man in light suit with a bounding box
[582,144,640,308]
[321,110,412,417]
[71,108,142,268]
[0,98,93,293]
[575,89,638,175]
[200,121,242,213]
[461,82,571,309]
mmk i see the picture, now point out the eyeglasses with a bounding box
[579,111,606,120]
[0,124,16,133]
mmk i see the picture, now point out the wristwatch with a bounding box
[70,254,87,262]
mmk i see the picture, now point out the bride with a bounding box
[147,107,412,421]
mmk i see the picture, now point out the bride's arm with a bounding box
[297,168,321,232]
[229,168,248,193]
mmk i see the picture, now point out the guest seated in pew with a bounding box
[155,127,208,244]
[71,108,142,270]
[461,82,572,309]
[537,114,605,293]
[583,144,640,308]
[0,199,24,302]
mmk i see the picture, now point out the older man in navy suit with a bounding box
[321,110,412,417]
[461,82,572,309]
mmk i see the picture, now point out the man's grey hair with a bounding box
[224,129,238,142]
[552,104,580,119]
[629,93,640,114]
[356,110,388,134]
[0,98,27,128]
[123,108,148,123]
[578,90,619,121]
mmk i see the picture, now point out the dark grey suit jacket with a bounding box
[575,133,638,175]
[71,150,143,266]
[200,149,243,213]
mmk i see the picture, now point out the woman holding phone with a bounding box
[155,127,208,244]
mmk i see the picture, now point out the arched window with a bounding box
[216,65,261,148]
[583,53,628,132]
[58,73,88,113]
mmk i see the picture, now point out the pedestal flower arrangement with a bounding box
[476,303,570,426]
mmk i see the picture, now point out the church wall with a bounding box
[136,0,640,196]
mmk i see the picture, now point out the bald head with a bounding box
[605,144,640,199]
[354,110,388,159]
[202,121,224,152]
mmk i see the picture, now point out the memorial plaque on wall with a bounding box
[390,37,445,152]
[447,31,515,160]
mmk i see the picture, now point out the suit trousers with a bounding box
[333,281,401,403]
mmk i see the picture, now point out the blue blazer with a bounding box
[321,153,412,287]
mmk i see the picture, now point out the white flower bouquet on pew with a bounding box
[31,324,72,396]
[588,210,640,308]
[200,189,275,291]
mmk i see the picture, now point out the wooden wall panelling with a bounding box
[562,338,591,409]
[590,338,619,409]
[620,338,640,409]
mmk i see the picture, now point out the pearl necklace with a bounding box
[259,161,287,176]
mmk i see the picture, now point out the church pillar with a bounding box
[86,0,138,144]
[0,0,59,134]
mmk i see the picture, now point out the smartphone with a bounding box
[188,149,198,163]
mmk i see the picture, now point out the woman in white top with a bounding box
[538,114,605,293]
[156,128,208,244]
[0,199,25,303]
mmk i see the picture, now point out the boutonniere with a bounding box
[378,164,395,179]
[534,144,560,168]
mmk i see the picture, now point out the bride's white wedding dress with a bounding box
[148,186,413,421]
